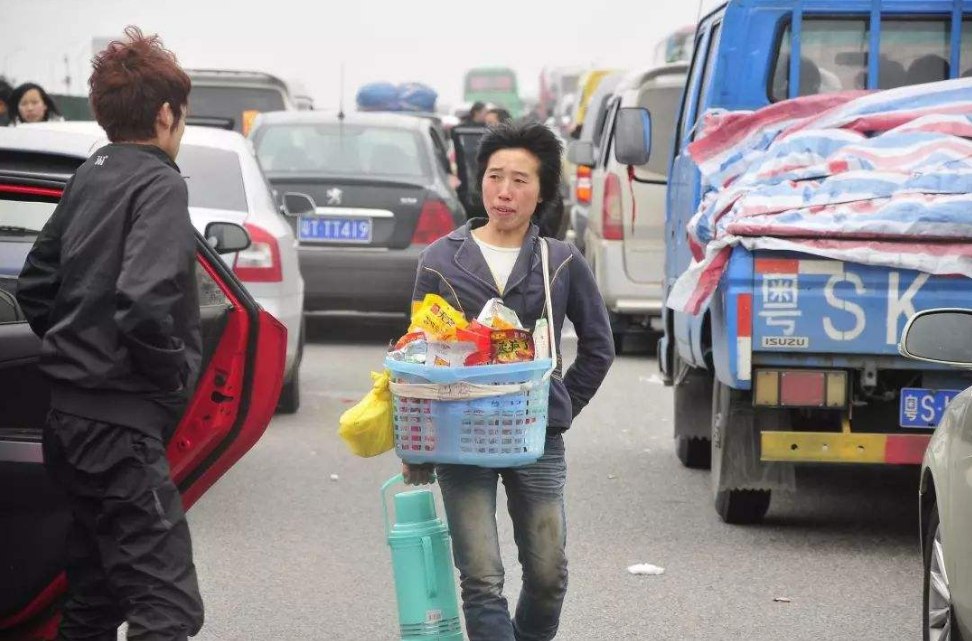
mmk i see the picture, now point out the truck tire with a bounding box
[673,350,712,469]
[711,379,771,524]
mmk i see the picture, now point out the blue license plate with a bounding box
[299,217,372,243]
[899,388,963,429]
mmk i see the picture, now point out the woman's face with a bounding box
[481,148,542,233]
[18,89,47,123]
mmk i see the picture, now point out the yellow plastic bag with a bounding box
[338,371,395,457]
[409,294,468,341]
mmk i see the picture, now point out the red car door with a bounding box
[0,178,287,640]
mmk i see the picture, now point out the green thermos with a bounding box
[381,474,463,640]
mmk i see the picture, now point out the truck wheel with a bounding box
[711,379,771,524]
[673,350,712,469]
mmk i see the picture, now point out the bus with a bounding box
[463,67,523,117]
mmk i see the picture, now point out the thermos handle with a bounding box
[380,474,404,538]
[380,473,446,539]
[422,536,438,598]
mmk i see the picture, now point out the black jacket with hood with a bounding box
[17,143,201,435]
[413,219,614,431]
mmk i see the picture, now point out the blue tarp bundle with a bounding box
[356,82,437,112]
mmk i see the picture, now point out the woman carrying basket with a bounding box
[403,122,614,641]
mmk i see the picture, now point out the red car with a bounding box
[0,149,287,639]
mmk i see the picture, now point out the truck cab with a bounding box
[659,0,972,523]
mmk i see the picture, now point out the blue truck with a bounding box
[617,0,972,523]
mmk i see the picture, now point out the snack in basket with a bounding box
[394,330,427,351]
[533,318,550,360]
[388,338,428,364]
[410,294,468,341]
[477,298,522,331]
[427,341,478,367]
[491,329,535,364]
[456,321,493,366]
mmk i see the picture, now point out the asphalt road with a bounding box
[171,316,922,640]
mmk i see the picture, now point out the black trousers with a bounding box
[42,409,204,641]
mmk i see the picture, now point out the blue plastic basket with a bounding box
[386,358,552,468]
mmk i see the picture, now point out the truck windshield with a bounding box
[770,16,972,101]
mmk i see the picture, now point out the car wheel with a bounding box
[276,322,304,415]
[924,503,957,641]
[711,379,771,524]
[673,349,712,469]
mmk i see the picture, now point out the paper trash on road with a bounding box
[329,474,340,482]
[774,597,792,603]
[627,563,665,576]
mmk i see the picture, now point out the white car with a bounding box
[575,63,688,353]
[899,309,972,641]
[0,122,305,412]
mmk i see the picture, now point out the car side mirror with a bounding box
[567,141,595,167]
[899,309,972,367]
[615,107,652,166]
[282,192,317,217]
[204,222,251,255]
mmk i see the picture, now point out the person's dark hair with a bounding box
[487,108,512,124]
[9,82,61,124]
[469,101,486,117]
[476,122,563,219]
[0,79,13,106]
[89,25,191,142]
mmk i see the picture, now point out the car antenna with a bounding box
[338,61,346,121]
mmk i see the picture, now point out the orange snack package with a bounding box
[457,321,493,366]
[490,329,536,364]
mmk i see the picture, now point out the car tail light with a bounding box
[754,369,848,408]
[602,173,624,241]
[233,223,282,282]
[576,165,592,204]
[412,199,454,245]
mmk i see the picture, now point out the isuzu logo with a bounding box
[326,187,342,205]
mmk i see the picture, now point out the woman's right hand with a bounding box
[402,462,435,486]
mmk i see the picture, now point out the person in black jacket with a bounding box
[17,26,204,641]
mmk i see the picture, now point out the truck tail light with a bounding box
[412,198,454,245]
[233,223,282,283]
[754,369,847,408]
[602,173,623,240]
[576,165,592,204]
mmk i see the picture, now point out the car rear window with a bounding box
[770,16,970,101]
[0,198,57,236]
[177,145,248,212]
[253,124,430,178]
[190,86,286,133]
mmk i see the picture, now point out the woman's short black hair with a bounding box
[475,122,563,216]
[10,82,61,124]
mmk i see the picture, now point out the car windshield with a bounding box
[190,86,286,133]
[253,124,430,177]
[177,144,248,211]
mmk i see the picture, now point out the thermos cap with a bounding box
[394,489,437,525]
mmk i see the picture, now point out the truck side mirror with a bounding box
[567,141,595,167]
[614,107,652,166]
[282,192,317,217]
[204,222,251,255]
[899,309,972,367]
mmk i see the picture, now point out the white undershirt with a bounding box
[472,232,521,294]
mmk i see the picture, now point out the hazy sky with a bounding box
[1,0,700,111]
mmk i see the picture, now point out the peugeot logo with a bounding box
[326,187,343,205]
